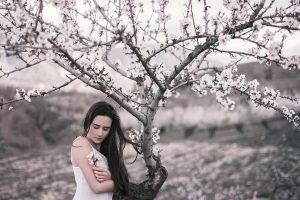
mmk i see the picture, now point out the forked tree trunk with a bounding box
[129,165,168,200]
[113,162,168,200]
[114,109,168,200]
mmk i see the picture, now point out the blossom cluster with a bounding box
[128,128,143,146]
[218,34,231,45]
[190,65,300,127]
[151,127,160,144]
[262,87,280,107]
[191,67,237,111]
[282,106,300,127]
[282,56,300,70]
[87,151,99,166]
[15,88,45,102]
[156,0,171,23]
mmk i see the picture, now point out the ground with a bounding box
[0,123,299,200]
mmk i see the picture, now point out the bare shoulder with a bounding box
[71,136,93,167]
[71,136,92,153]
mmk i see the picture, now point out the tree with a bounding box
[24,98,74,144]
[0,0,299,199]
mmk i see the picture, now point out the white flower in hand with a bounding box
[87,152,99,166]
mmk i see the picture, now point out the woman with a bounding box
[71,101,130,200]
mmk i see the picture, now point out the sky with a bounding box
[41,0,299,59]
[0,0,299,92]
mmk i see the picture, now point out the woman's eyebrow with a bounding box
[92,123,111,128]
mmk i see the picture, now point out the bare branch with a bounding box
[146,34,211,62]
[126,41,165,91]
[53,58,147,124]
[166,37,218,87]
[0,73,82,108]
[209,47,289,68]
[102,57,139,82]
[203,0,209,34]
[92,0,116,28]
[0,59,45,79]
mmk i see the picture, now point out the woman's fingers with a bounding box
[95,173,108,179]
[95,175,108,183]
[92,168,111,182]
[94,170,108,176]
[96,177,105,182]
[92,166,111,179]
[92,166,106,171]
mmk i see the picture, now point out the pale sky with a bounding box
[42,0,299,59]
[1,0,299,92]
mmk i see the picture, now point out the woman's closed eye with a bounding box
[103,128,110,131]
[93,125,100,129]
[93,126,110,131]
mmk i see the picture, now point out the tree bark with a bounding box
[113,165,168,200]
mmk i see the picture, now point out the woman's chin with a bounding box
[93,139,102,143]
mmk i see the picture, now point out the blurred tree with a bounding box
[264,67,273,80]
[25,99,74,144]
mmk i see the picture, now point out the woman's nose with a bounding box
[98,129,104,136]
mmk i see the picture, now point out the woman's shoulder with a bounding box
[70,136,93,166]
[71,136,92,152]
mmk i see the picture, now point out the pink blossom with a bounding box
[267,42,281,60]
[218,34,231,45]
[180,18,190,29]
[263,29,274,40]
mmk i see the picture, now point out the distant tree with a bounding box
[0,0,299,199]
[25,99,74,144]
[0,86,73,152]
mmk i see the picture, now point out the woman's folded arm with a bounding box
[71,137,114,194]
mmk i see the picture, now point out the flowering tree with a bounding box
[0,0,299,199]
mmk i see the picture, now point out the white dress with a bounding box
[72,138,113,200]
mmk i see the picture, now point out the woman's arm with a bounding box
[92,165,112,182]
[71,138,115,193]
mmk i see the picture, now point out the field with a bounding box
[0,122,299,200]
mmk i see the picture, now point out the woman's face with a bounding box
[86,115,112,145]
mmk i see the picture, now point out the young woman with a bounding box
[71,101,130,200]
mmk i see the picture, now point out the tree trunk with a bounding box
[113,165,168,200]
[114,108,168,200]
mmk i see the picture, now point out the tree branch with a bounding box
[126,41,165,91]
[0,73,82,108]
[0,59,45,79]
[53,58,147,124]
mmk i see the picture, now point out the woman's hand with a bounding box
[92,166,111,183]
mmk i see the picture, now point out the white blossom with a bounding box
[263,29,274,41]
[180,18,190,29]
[250,32,259,41]
[284,18,300,28]
[164,89,172,98]
[247,79,259,89]
[223,0,240,11]
[24,95,31,102]
[169,33,176,41]
[268,42,281,60]
[253,20,263,31]
[158,99,166,107]
[200,74,214,87]
[128,128,143,144]
[152,127,160,144]
[249,47,260,55]
[218,34,231,45]
[282,56,299,70]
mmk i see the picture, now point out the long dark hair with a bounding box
[82,101,130,195]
